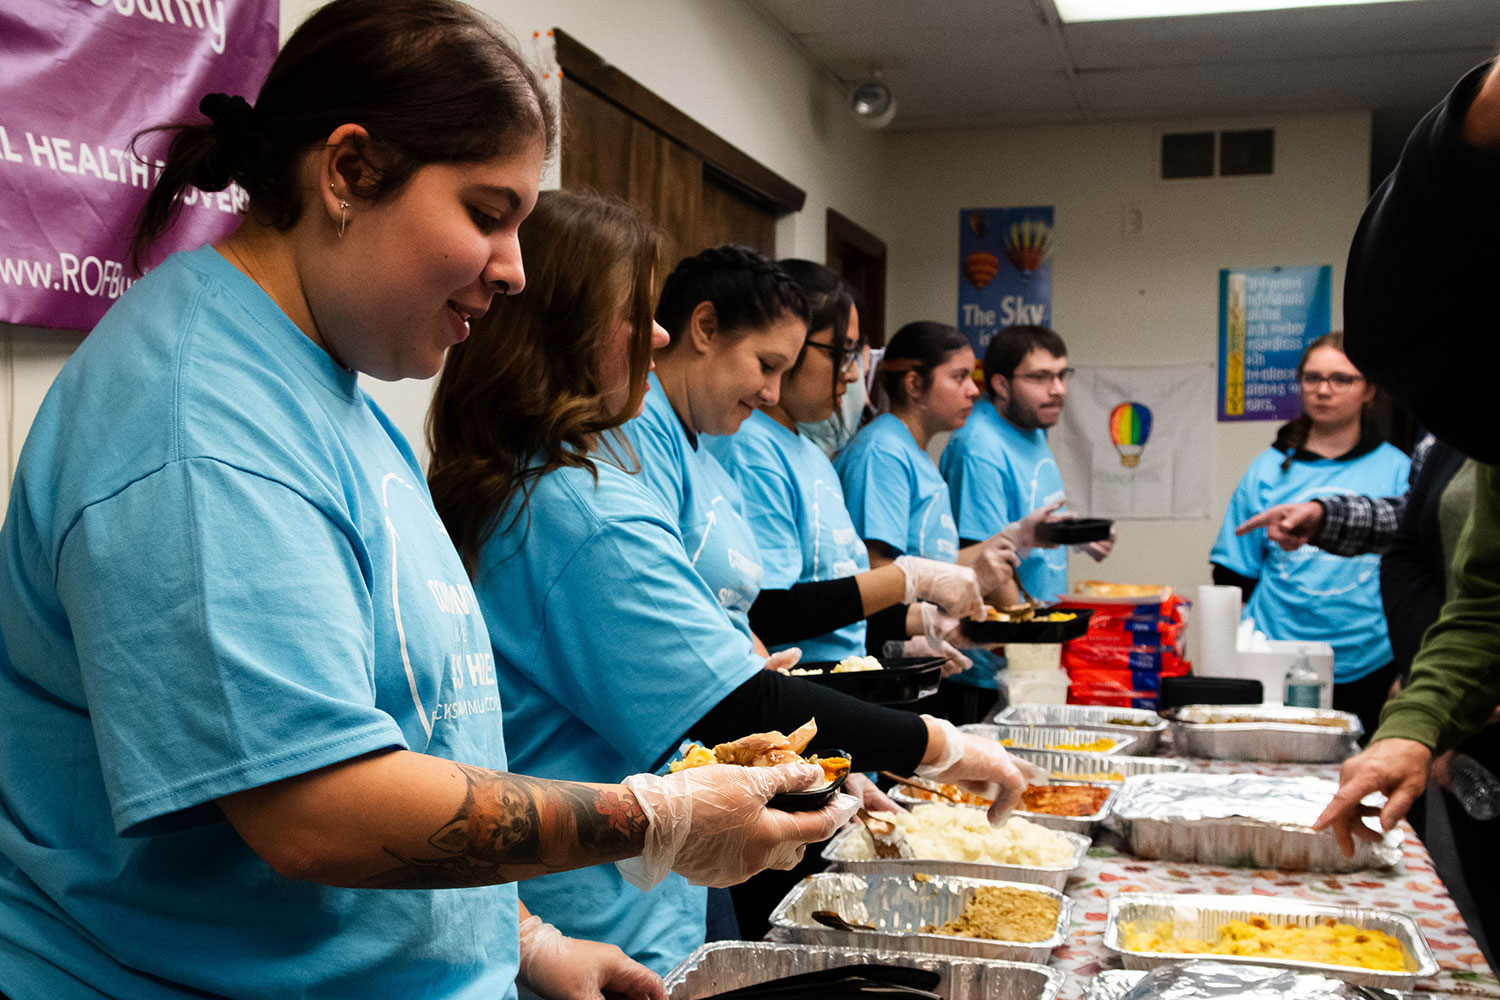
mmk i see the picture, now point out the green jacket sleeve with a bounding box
[1375,462,1500,752]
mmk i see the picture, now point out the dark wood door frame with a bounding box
[553,28,805,217]
[826,208,887,348]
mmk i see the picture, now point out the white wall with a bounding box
[881,111,1373,599]
[0,0,890,522]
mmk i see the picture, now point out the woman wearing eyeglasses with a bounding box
[703,261,985,667]
[1212,332,1410,736]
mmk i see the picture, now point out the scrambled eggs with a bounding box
[1122,916,1411,972]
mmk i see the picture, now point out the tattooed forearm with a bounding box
[360,765,648,888]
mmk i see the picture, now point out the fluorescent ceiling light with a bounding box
[1054,0,1426,22]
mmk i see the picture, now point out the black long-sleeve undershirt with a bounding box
[1211,563,1257,601]
[688,669,929,774]
[748,577,865,647]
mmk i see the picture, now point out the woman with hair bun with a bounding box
[1212,332,1410,737]
[0,4,836,997]
[835,321,1025,722]
[429,208,1032,976]
[703,261,988,668]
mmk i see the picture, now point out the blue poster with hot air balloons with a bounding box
[957,206,1054,356]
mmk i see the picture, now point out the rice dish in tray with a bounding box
[831,804,1076,867]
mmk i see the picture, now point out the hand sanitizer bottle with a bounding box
[1283,654,1321,708]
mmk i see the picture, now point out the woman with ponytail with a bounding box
[834,321,1025,723]
[0,4,836,998]
[1212,332,1410,736]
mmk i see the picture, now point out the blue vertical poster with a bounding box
[1217,265,1331,422]
[957,206,1054,358]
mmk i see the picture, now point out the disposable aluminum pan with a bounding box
[1008,748,1188,783]
[888,781,1117,836]
[996,704,1166,754]
[663,941,1065,1000]
[1083,964,1420,1000]
[766,871,1071,964]
[1107,773,1403,872]
[1102,893,1440,989]
[821,822,1090,891]
[959,723,1137,756]
[1169,705,1361,763]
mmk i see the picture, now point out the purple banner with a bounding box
[1,0,278,332]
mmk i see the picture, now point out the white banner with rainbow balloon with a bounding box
[1052,363,1213,520]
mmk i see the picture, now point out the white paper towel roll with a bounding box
[1196,584,1243,677]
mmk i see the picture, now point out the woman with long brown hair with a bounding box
[428,190,1030,974]
[1212,332,1410,736]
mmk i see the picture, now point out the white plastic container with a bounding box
[1002,669,1070,706]
[1004,643,1062,673]
[1234,641,1334,709]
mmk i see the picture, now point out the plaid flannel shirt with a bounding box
[1309,434,1432,556]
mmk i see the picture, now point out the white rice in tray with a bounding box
[833,803,1076,867]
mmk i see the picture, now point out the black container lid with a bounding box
[1160,676,1263,710]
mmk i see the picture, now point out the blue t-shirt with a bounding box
[835,413,959,562]
[0,247,516,1000]
[704,410,870,661]
[940,400,1069,603]
[621,375,766,639]
[1211,443,1411,683]
[475,458,763,975]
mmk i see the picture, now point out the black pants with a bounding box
[1333,661,1397,745]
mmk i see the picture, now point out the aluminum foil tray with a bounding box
[1008,748,1187,783]
[1102,893,1439,990]
[821,823,1090,891]
[766,871,1071,965]
[888,781,1117,836]
[1169,705,1361,763]
[960,723,1137,756]
[996,704,1165,754]
[1084,964,1421,1000]
[1107,773,1403,872]
[663,941,1064,1000]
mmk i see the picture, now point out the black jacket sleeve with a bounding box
[1344,61,1500,464]
[1211,562,1257,601]
[688,669,928,774]
[1380,439,1467,680]
[749,577,865,646]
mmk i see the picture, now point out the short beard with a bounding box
[1000,393,1045,431]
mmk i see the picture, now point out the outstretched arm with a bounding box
[220,749,648,888]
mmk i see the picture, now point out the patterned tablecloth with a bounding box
[1053,754,1499,1000]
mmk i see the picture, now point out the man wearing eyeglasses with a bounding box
[939,324,1110,607]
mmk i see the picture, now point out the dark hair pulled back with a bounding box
[130,0,555,273]
[878,321,970,409]
[654,245,809,348]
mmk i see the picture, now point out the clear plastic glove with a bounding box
[1077,535,1114,562]
[906,601,978,650]
[893,555,983,618]
[1008,499,1068,553]
[970,532,1021,598]
[617,762,859,889]
[845,770,905,813]
[885,635,972,677]
[914,715,1026,824]
[517,915,666,1000]
[763,648,803,672]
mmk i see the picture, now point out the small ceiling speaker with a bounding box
[850,69,896,130]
